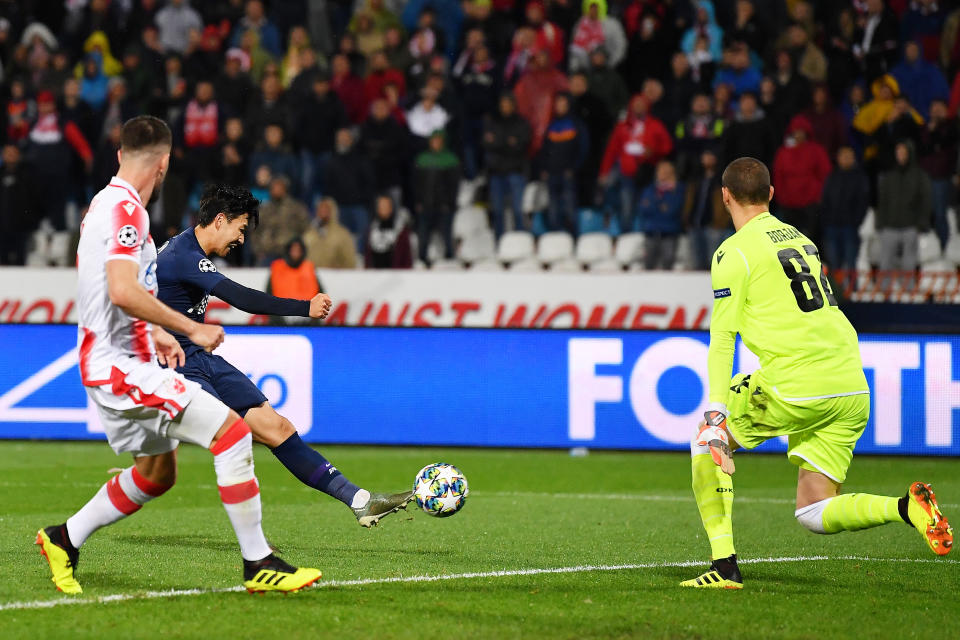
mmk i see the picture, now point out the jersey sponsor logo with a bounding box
[198,258,217,273]
[122,201,137,216]
[117,224,139,248]
[713,288,731,298]
[716,250,725,264]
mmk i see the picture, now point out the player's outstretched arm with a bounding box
[210,278,331,319]
[106,260,224,351]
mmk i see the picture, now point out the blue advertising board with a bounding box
[0,325,957,456]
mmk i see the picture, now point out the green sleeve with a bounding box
[707,246,749,407]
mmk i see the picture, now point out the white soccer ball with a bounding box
[413,463,469,517]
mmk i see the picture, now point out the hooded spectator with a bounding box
[414,131,460,263]
[538,93,588,233]
[917,99,958,250]
[876,141,931,274]
[853,74,924,166]
[636,160,685,269]
[569,0,627,72]
[365,194,414,269]
[524,1,565,67]
[891,40,949,120]
[281,26,322,91]
[484,93,532,237]
[303,198,359,269]
[599,93,673,230]
[252,176,310,265]
[681,0,724,61]
[76,31,121,77]
[79,51,109,110]
[772,114,832,240]
[514,48,569,154]
[801,84,848,159]
[820,146,869,274]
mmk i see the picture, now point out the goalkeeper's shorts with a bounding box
[725,370,870,484]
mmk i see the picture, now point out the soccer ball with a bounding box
[413,463,469,517]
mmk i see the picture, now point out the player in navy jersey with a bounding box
[157,184,412,527]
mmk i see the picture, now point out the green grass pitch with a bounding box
[0,441,958,639]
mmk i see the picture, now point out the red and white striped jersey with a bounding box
[76,176,157,386]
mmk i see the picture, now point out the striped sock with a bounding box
[212,419,272,561]
[821,494,904,533]
[66,467,171,548]
[691,454,736,559]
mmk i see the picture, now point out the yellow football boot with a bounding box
[243,554,322,594]
[35,525,82,594]
[681,556,743,589]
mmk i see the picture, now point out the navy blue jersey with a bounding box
[156,229,225,353]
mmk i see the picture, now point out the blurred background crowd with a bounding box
[0,0,958,275]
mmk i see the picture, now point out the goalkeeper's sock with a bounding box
[270,433,361,506]
[810,494,905,534]
[691,453,735,559]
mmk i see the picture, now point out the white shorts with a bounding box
[87,361,229,457]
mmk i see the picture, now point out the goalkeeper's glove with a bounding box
[697,406,735,475]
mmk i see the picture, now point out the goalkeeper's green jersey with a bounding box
[707,212,868,405]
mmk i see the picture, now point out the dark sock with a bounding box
[898,496,913,527]
[270,433,361,506]
[712,554,740,581]
[48,524,79,566]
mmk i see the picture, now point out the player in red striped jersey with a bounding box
[36,116,321,595]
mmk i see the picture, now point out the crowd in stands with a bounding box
[0,0,959,275]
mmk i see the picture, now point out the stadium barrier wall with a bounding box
[0,267,714,328]
[0,324,956,456]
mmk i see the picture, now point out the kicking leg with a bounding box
[681,419,742,589]
[245,402,413,527]
[36,450,176,594]
[794,469,953,555]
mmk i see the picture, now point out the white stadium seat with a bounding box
[575,232,613,265]
[508,257,544,272]
[946,235,960,266]
[537,231,574,265]
[550,257,583,273]
[458,228,496,263]
[452,206,490,239]
[470,258,505,271]
[588,258,623,273]
[497,231,536,263]
[614,232,645,266]
[918,231,942,265]
[522,181,548,214]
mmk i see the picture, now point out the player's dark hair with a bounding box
[197,184,260,230]
[120,115,172,152]
[721,157,771,206]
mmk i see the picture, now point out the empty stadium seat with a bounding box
[588,258,623,273]
[508,257,544,272]
[431,259,465,271]
[453,206,490,239]
[497,231,536,263]
[614,232,645,266]
[550,257,583,273]
[470,258,505,271]
[575,232,613,265]
[458,228,496,263]
[537,231,574,265]
[918,231,942,265]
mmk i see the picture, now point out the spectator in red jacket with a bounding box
[598,93,673,231]
[363,50,407,111]
[525,1,565,67]
[331,53,367,123]
[801,84,848,159]
[772,114,832,242]
[514,48,569,154]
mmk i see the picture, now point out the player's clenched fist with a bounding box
[188,323,225,352]
[309,293,332,319]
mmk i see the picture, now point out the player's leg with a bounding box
[170,390,322,592]
[790,395,952,555]
[245,402,414,527]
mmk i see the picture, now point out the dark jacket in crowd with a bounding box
[876,143,932,231]
[482,108,532,175]
[723,108,777,167]
[359,113,408,191]
[821,166,870,228]
[918,117,959,180]
[537,115,588,175]
[413,144,461,213]
[325,147,376,207]
[295,91,348,154]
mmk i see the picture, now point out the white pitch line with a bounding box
[3,555,957,613]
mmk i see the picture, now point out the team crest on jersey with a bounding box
[198,258,217,273]
[122,201,137,216]
[117,224,139,248]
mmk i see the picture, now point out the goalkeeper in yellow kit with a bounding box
[682,158,953,589]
